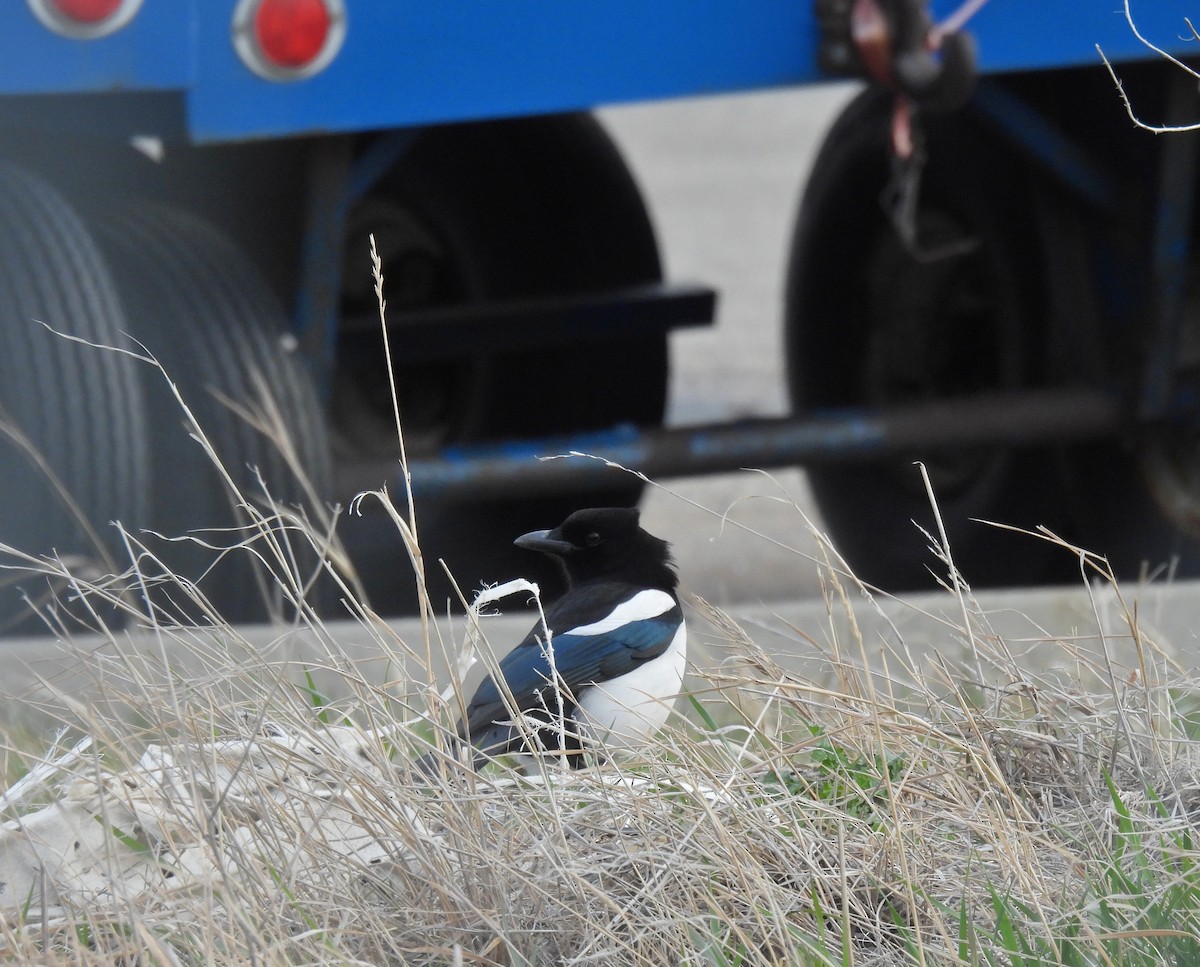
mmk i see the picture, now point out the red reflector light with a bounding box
[50,0,121,22]
[233,0,346,81]
[255,0,330,68]
[27,0,141,37]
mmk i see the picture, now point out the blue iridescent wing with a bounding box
[463,584,682,740]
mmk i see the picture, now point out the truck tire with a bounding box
[1042,194,1200,582]
[784,90,1076,591]
[90,202,335,625]
[340,113,667,609]
[0,159,150,632]
[342,112,667,447]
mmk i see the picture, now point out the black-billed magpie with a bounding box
[446,507,686,771]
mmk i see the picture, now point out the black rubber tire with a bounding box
[90,202,335,625]
[1042,187,1200,581]
[339,113,668,610]
[340,111,667,446]
[1056,433,1200,581]
[0,160,150,633]
[784,90,1077,591]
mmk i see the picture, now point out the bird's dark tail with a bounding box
[412,717,593,776]
[410,729,474,779]
[412,748,443,779]
[411,724,524,777]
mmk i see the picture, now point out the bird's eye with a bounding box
[585,531,602,547]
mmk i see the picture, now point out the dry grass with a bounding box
[2,484,1199,966]
[2,243,1199,965]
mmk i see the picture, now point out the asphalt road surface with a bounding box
[597,83,860,607]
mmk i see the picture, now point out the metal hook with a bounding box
[818,0,977,114]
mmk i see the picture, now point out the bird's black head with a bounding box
[514,507,677,592]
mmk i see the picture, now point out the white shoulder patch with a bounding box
[564,589,677,636]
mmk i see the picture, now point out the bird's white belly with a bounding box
[576,622,687,751]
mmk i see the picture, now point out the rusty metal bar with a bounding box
[402,387,1124,502]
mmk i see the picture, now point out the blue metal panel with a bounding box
[0,2,1196,141]
[184,0,1200,142]
[185,1,819,141]
[0,2,191,93]
[954,0,1197,75]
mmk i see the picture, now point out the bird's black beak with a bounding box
[514,528,574,556]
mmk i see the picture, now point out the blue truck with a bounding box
[0,0,1196,627]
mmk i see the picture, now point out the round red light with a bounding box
[47,0,122,24]
[253,0,331,69]
[28,0,140,37]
